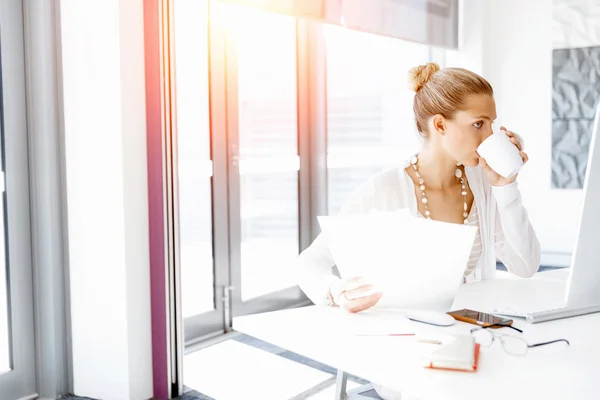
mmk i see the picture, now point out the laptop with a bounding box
[492,102,600,323]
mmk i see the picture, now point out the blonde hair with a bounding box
[408,62,493,136]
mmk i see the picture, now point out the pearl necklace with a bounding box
[410,154,469,224]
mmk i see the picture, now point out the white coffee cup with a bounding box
[477,131,524,178]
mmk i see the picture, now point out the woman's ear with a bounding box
[432,114,445,135]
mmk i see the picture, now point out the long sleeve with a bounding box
[294,178,383,305]
[294,168,414,304]
[492,181,541,277]
[295,234,340,305]
[294,168,405,304]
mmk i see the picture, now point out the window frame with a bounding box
[176,0,439,350]
[0,0,38,398]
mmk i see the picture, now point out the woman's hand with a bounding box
[329,277,383,313]
[479,126,529,186]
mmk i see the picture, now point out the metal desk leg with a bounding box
[335,369,348,400]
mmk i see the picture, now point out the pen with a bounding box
[416,338,443,345]
[354,333,416,337]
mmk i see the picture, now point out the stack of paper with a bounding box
[318,210,478,311]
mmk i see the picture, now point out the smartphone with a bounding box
[447,309,513,327]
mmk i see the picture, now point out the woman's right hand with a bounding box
[329,277,383,313]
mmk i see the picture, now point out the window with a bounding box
[230,8,300,301]
[325,25,430,215]
[173,0,214,319]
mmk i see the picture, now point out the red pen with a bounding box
[355,333,415,337]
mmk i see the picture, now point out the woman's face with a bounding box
[435,94,497,167]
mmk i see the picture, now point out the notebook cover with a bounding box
[425,343,480,372]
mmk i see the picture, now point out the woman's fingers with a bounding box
[510,136,523,151]
[346,292,383,313]
[331,276,382,312]
[334,277,368,295]
[344,284,374,300]
[500,126,514,136]
[521,151,529,164]
[501,126,524,151]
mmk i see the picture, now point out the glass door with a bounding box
[177,1,307,345]
[224,4,306,317]
[173,0,228,343]
[0,0,36,398]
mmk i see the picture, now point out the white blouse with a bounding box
[294,159,541,305]
[415,200,482,281]
[464,203,483,279]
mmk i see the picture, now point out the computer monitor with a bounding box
[564,101,600,308]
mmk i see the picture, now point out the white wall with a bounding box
[60,0,153,399]
[445,0,488,76]
[448,0,581,266]
[483,0,579,266]
[554,0,600,49]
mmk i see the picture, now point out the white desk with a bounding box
[234,270,600,400]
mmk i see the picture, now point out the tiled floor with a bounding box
[184,339,333,399]
[61,333,370,400]
[306,380,362,400]
[182,333,370,399]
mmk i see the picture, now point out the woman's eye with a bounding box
[473,121,483,129]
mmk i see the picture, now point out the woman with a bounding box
[295,62,540,313]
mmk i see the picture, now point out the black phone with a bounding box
[447,308,513,327]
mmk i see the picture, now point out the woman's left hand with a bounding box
[479,126,529,186]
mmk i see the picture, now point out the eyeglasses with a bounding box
[470,324,570,356]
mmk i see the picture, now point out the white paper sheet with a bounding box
[318,210,478,311]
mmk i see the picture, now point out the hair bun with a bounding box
[408,62,440,92]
